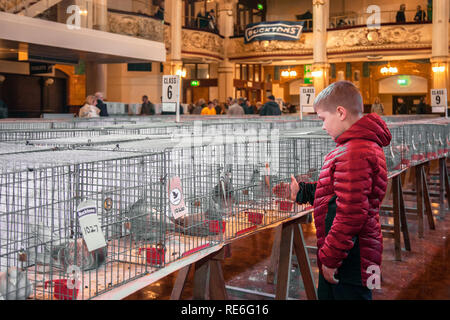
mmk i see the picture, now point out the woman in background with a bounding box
[79,95,100,118]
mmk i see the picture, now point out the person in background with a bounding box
[79,95,100,118]
[193,98,206,114]
[255,101,263,114]
[414,5,426,22]
[201,101,217,115]
[227,99,245,116]
[207,9,217,32]
[141,95,155,115]
[396,4,406,23]
[0,98,8,119]
[288,103,297,114]
[371,97,384,115]
[95,92,109,117]
[246,99,255,114]
[260,95,282,116]
[238,97,248,114]
[154,0,164,20]
[416,96,427,114]
[396,97,408,114]
[197,10,208,29]
[213,99,221,115]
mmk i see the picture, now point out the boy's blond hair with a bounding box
[313,81,363,115]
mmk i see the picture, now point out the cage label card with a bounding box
[168,176,188,220]
[77,200,107,252]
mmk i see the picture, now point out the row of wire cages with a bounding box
[0,149,178,300]
[0,128,106,143]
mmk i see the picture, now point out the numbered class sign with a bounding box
[77,200,107,252]
[431,89,447,114]
[300,87,315,113]
[162,75,180,113]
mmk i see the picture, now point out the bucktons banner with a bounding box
[244,21,304,43]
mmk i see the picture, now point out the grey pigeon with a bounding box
[124,198,170,243]
[0,267,33,300]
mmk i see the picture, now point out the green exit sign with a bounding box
[397,76,410,86]
[190,80,200,87]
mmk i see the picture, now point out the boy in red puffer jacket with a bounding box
[274,81,391,300]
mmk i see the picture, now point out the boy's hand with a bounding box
[322,265,339,284]
[272,175,299,201]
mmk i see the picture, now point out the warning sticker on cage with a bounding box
[77,200,107,252]
[168,176,188,220]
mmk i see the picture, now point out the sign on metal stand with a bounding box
[299,87,315,120]
[431,89,448,118]
[162,75,181,123]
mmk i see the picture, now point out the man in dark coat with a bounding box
[141,95,155,115]
[396,4,406,23]
[95,92,109,117]
[259,95,281,116]
[416,96,427,114]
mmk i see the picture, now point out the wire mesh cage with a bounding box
[0,151,173,300]
[385,124,403,174]
[0,129,105,143]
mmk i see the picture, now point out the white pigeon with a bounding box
[0,267,33,300]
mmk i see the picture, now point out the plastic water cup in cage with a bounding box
[45,279,79,300]
[247,212,264,225]
[138,247,165,265]
[207,220,226,234]
[277,200,293,212]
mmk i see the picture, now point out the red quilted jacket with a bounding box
[313,113,391,287]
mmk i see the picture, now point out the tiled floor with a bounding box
[125,174,450,300]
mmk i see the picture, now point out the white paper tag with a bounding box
[77,200,107,252]
[168,176,188,220]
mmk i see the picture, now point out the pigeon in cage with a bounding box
[61,239,107,272]
[242,164,279,202]
[169,172,235,237]
[0,267,33,300]
[124,198,171,243]
[28,225,106,272]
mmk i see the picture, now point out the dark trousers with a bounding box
[318,274,372,300]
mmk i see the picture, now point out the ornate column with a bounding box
[431,0,449,92]
[312,0,330,94]
[218,0,237,103]
[86,0,108,97]
[164,0,183,75]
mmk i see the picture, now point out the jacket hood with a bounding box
[335,113,391,147]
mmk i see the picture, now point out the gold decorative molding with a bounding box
[180,29,224,58]
[108,12,165,43]
[327,25,430,51]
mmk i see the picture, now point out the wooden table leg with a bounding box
[392,175,402,261]
[193,259,211,300]
[439,158,446,206]
[421,165,436,230]
[275,224,293,300]
[267,224,282,284]
[170,265,192,300]
[398,179,411,251]
[415,164,424,238]
[292,223,317,300]
[209,260,228,300]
